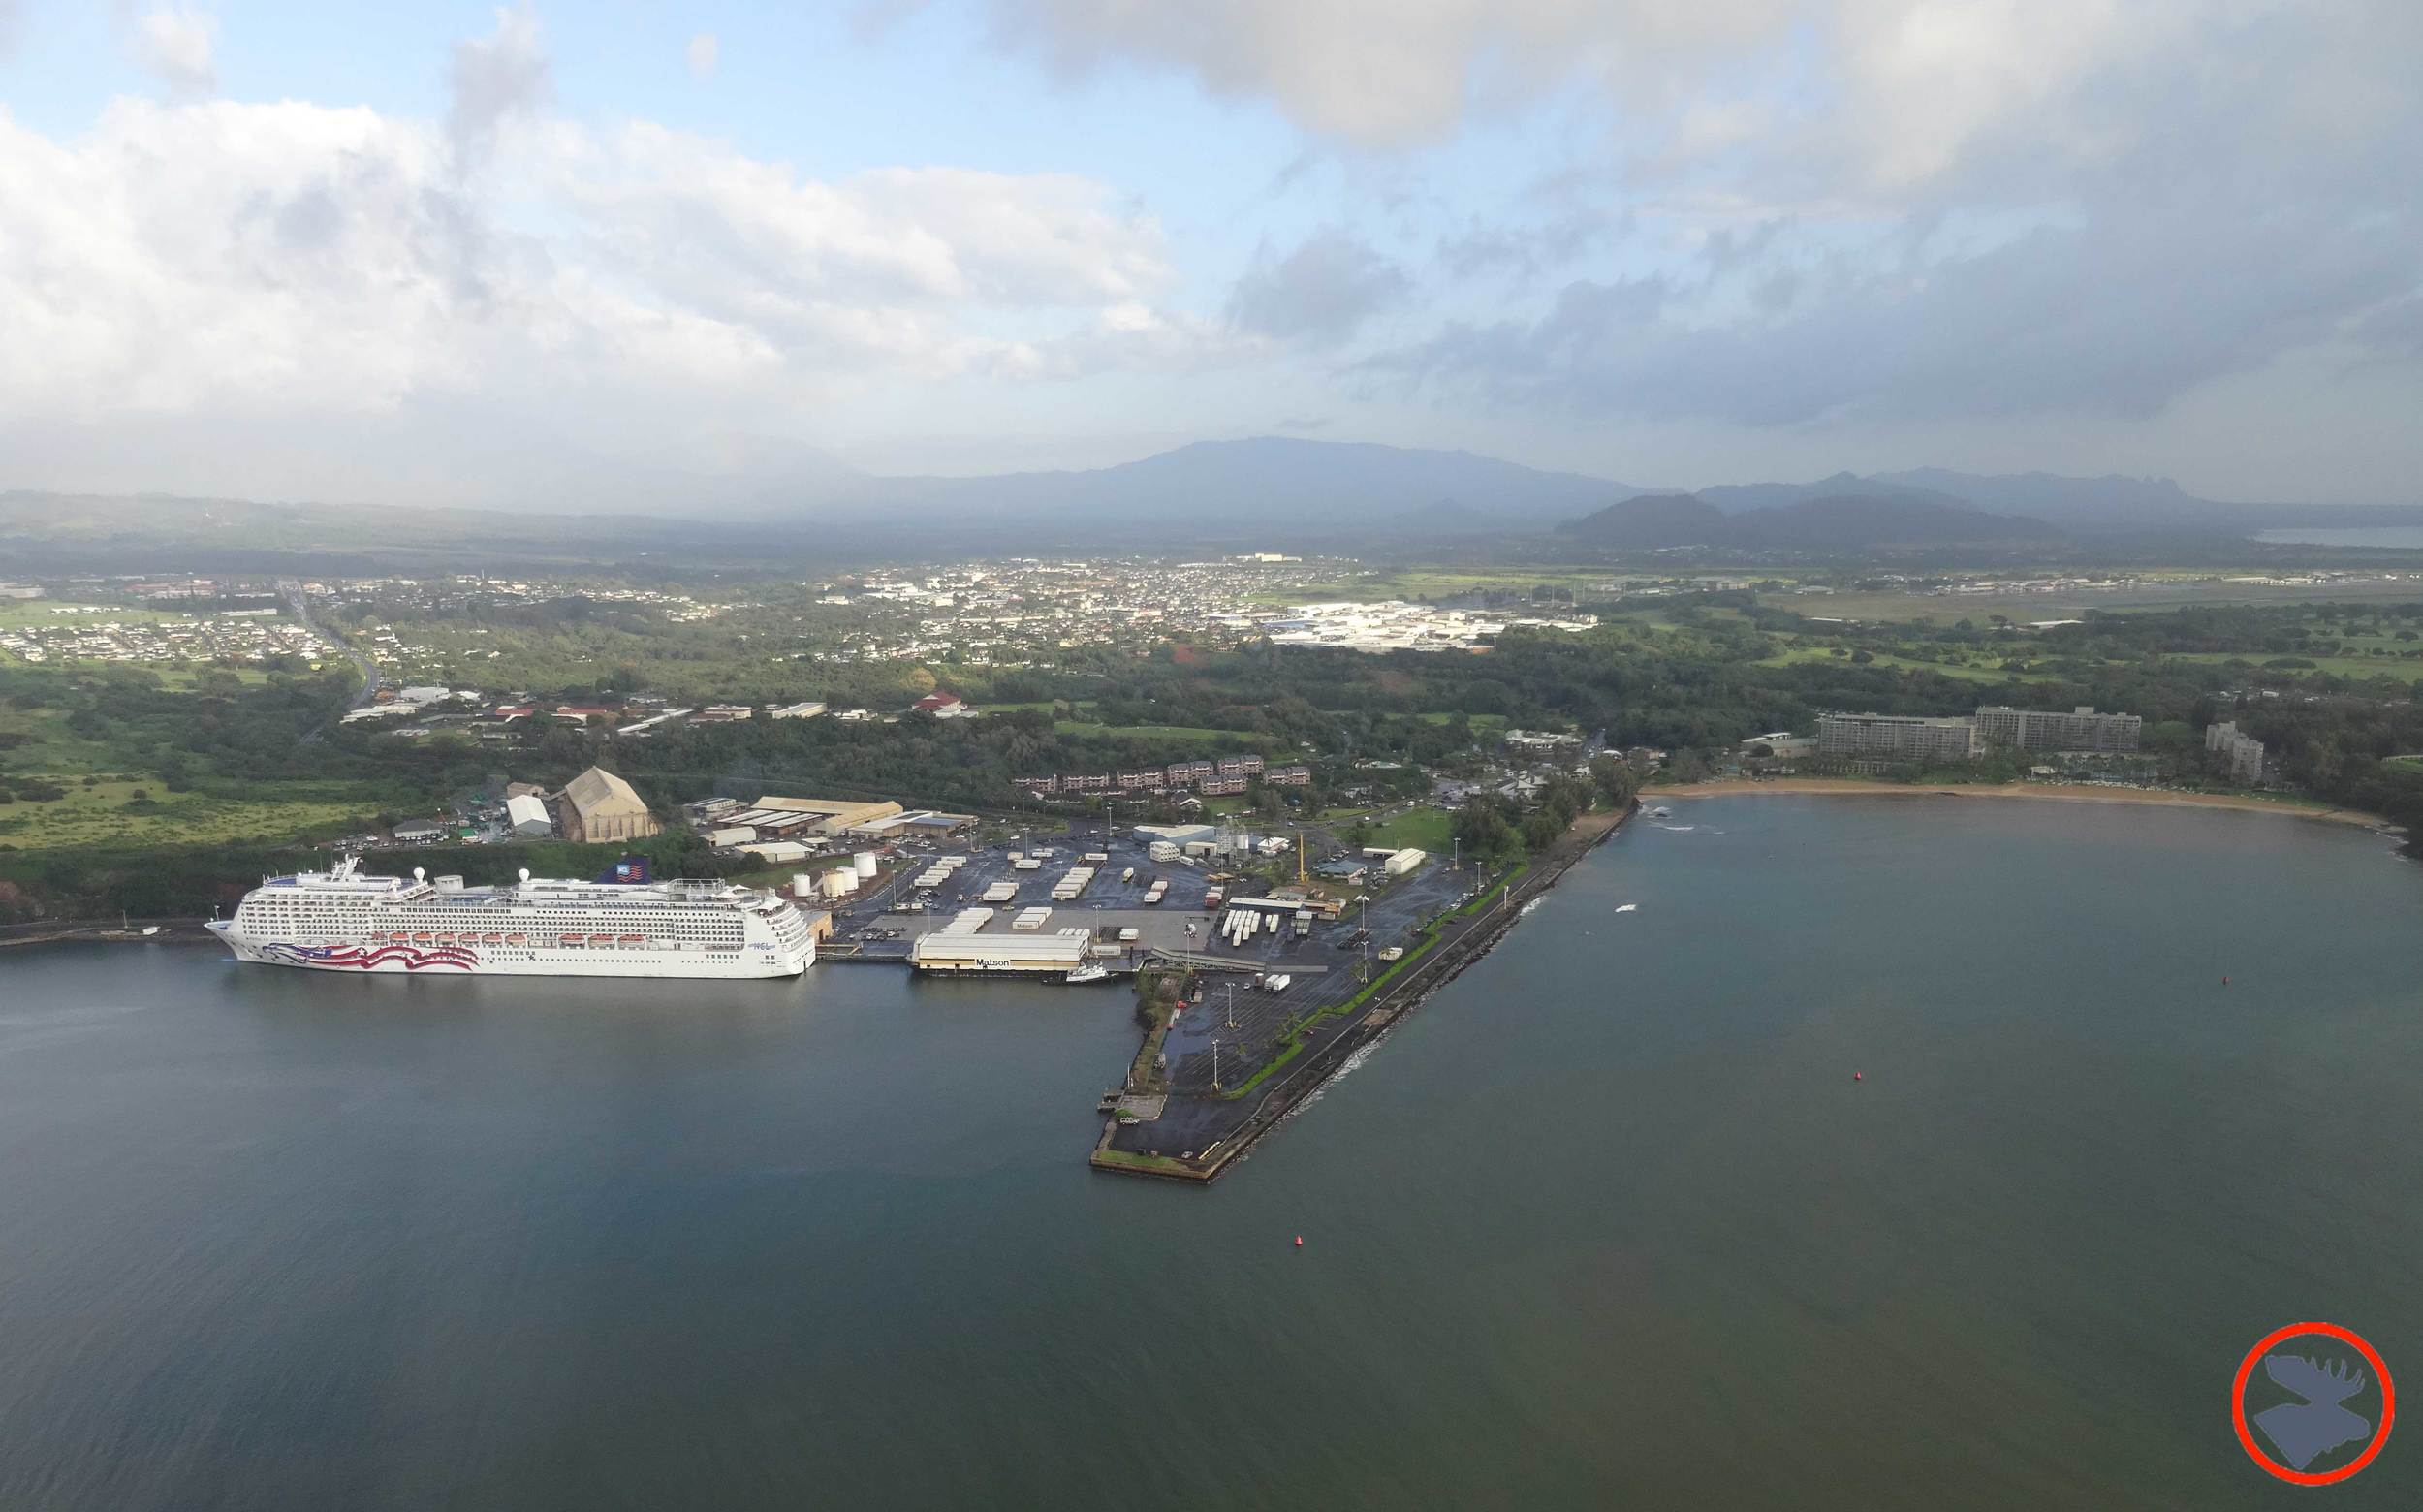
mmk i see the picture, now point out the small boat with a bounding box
[1065,962,1111,985]
[1614,903,1639,914]
[141,925,160,936]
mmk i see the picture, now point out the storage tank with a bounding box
[793,873,817,898]
[853,851,879,879]
[820,869,860,898]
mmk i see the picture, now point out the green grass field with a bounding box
[1762,576,2423,626]
[0,777,390,850]
[0,601,193,631]
[2156,651,2423,681]
[1363,806,1453,852]
[1753,645,2024,682]
[1053,719,1242,742]
[1411,710,1511,733]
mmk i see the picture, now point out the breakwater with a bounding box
[1092,802,1635,1182]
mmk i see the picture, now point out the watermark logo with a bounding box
[2233,1322,2395,1486]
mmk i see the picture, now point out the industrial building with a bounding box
[1815,713,1981,763]
[504,793,555,838]
[709,797,903,839]
[907,931,1091,974]
[1133,822,1218,848]
[554,766,662,844]
[1975,705,2142,752]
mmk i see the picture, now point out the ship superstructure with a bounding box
[208,856,814,978]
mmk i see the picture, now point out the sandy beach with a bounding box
[1652,778,2398,832]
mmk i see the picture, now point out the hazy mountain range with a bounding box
[1555,492,2061,551]
[8,437,2423,571]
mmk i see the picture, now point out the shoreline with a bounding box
[1652,778,2395,832]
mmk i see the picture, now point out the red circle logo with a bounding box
[2232,1322,2394,1485]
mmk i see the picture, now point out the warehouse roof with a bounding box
[561,766,649,823]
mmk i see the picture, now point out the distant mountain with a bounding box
[1689,471,1968,516]
[826,437,1640,540]
[1745,494,2058,549]
[1558,491,2058,552]
[1553,494,1727,550]
[1672,467,2423,535]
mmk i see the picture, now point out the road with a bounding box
[280,580,379,710]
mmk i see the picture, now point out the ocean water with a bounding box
[2,798,2420,1509]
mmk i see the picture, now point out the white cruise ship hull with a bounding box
[210,925,811,979]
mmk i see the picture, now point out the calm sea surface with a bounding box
[3,799,2421,1510]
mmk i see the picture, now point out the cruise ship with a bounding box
[208,856,816,978]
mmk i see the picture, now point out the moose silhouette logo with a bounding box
[2233,1323,2395,1485]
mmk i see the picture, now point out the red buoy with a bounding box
[1294,1236,1304,1247]
[2222,976,2230,986]
[1853,1071,1863,1082]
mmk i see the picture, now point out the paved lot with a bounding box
[823,823,1469,1020]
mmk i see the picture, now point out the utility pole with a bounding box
[1225,982,1237,1031]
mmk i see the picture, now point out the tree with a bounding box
[1588,754,1638,808]
[1450,795,1517,861]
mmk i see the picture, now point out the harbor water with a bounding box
[3,797,2420,1509]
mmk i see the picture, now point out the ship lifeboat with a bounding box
[560,933,583,945]
[389,931,409,942]
[412,932,434,942]
[504,933,525,945]
[589,932,614,943]
[619,933,645,944]
[434,932,455,943]
[483,933,504,944]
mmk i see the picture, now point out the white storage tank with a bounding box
[819,869,859,898]
[853,851,879,879]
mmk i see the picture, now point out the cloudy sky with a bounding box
[1,0,2417,508]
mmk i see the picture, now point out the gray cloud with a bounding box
[1228,230,1407,344]
[1355,1,2423,433]
[448,6,550,167]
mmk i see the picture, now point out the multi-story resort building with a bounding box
[1815,712,1982,763]
[1975,705,2142,752]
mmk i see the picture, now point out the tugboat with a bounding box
[1065,961,1111,985]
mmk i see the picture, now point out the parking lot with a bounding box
[824,824,1464,1011]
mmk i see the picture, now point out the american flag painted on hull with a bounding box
[261,941,479,970]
